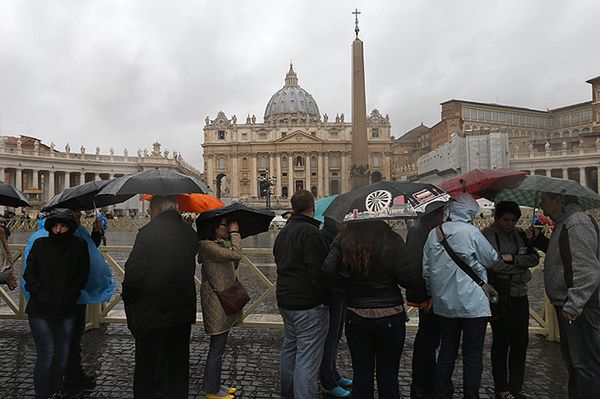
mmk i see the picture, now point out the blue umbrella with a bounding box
[315,194,338,222]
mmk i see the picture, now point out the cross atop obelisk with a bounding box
[352,8,361,37]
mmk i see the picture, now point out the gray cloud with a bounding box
[0,0,598,169]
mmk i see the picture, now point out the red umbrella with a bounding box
[439,168,526,198]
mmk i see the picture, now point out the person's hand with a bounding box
[501,254,513,262]
[562,310,577,322]
[7,273,17,291]
[526,225,538,240]
[228,221,239,233]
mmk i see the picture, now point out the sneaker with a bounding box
[220,385,237,394]
[337,377,352,387]
[322,386,351,398]
[512,392,532,399]
[206,393,233,399]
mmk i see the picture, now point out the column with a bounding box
[341,153,349,193]
[231,156,239,199]
[288,154,294,194]
[529,169,535,176]
[0,168,4,183]
[305,153,311,192]
[206,156,214,192]
[580,166,587,187]
[15,168,22,191]
[562,168,568,180]
[275,153,282,197]
[323,153,329,196]
[79,172,85,185]
[95,173,102,181]
[32,170,39,189]
[597,167,600,194]
[545,169,551,177]
[48,171,55,199]
[317,152,324,197]
[251,156,258,197]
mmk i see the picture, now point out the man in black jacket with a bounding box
[273,190,331,399]
[122,196,198,399]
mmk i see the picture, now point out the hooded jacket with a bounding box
[422,193,499,318]
[24,218,90,319]
[534,203,600,316]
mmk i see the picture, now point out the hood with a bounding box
[44,208,78,234]
[447,193,479,223]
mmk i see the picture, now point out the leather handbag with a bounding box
[213,279,251,315]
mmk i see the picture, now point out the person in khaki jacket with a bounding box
[198,218,243,399]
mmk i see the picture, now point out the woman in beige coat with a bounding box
[198,217,243,399]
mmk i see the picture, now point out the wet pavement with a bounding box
[1,230,569,398]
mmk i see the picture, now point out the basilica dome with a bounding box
[264,64,321,123]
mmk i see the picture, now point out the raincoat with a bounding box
[21,219,115,304]
[422,193,499,318]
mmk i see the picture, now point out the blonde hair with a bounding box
[150,195,179,214]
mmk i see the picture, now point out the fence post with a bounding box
[543,295,560,342]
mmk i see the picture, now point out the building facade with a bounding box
[202,65,393,202]
[1,135,201,213]
[392,75,600,189]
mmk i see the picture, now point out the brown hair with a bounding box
[291,190,315,214]
[337,221,390,275]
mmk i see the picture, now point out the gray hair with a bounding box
[149,195,179,214]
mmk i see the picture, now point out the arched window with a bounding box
[281,156,288,169]
[242,157,248,169]
[310,156,317,169]
[295,156,304,167]
[217,157,225,169]
[282,186,288,198]
[372,154,381,168]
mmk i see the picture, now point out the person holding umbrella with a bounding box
[529,192,600,399]
[197,217,243,399]
[24,209,90,399]
[122,196,198,399]
[0,221,17,290]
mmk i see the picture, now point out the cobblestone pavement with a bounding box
[0,319,568,398]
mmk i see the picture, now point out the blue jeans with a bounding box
[203,332,229,394]
[411,309,440,398]
[319,294,347,389]
[555,305,600,399]
[29,316,76,399]
[279,306,329,399]
[435,316,488,399]
[345,311,406,399]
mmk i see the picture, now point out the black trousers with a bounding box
[411,309,440,398]
[65,304,87,380]
[133,324,191,399]
[490,296,529,393]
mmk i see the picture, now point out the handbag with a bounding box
[436,226,499,304]
[210,279,250,315]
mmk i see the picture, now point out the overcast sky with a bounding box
[1,0,598,170]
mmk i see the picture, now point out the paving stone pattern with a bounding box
[0,319,568,398]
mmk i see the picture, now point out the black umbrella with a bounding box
[323,181,450,223]
[97,168,210,197]
[42,179,135,212]
[195,203,275,239]
[0,181,31,207]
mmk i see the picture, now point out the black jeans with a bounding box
[65,304,87,380]
[555,305,600,399]
[411,309,440,398]
[319,293,347,389]
[133,324,191,399]
[436,316,489,399]
[345,310,406,399]
[490,296,529,393]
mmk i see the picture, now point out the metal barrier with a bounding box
[1,243,561,341]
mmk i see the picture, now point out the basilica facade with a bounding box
[202,65,393,201]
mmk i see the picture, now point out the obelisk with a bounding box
[351,9,370,189]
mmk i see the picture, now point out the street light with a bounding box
[258,169,277,209]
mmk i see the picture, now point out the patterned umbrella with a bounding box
[494,175,600,209]
[439,168,526,198]
[323,181,450,223]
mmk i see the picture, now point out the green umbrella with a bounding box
[494,175,600,209]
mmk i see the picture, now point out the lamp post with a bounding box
[258,169,277,209]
